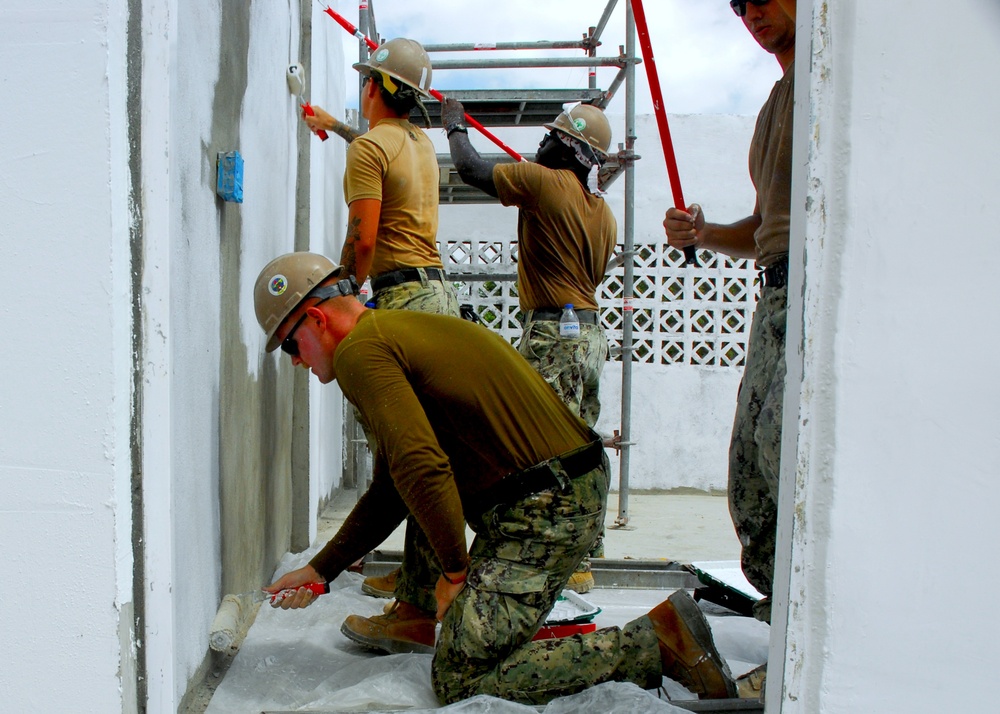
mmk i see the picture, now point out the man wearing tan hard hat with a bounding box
[303,37,465,610]
[252,251,737,704]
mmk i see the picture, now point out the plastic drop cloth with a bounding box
[205,548,768,713]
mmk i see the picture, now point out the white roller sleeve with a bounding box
[209,593,253,652]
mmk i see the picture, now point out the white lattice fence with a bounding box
[442,238,759,367]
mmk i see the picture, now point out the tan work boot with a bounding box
[735,663,766,700]
[361,567,398,599]
[340,600,436,655]
[566,570,595,593]
[647,589,736,699]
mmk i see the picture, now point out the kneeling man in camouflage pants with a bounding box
[255,252,736,704]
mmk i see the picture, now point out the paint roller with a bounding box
[287,62,328,141]
[208,583,330,652]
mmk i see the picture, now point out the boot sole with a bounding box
[339,621,436,655]
[360,582,394,599]
[668,590,737,698]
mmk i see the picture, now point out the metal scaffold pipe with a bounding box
[616,0,637,528]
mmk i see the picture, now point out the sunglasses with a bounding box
[280,311,311,357]
[730,0,769,17]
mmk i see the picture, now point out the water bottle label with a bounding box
[559,322,580,339]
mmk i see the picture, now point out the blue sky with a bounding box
[330,0,784,116]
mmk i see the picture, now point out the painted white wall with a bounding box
[0,1,348,710]
[0,1,132,711]
[434,113,759,491]
[777,1,1000,712]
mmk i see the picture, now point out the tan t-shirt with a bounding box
[493,161,617,311]
[309,309,593,579]
[344,118,443,276]
[749,65,794,268]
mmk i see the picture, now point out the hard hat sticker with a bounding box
[269,275,288,296]
[375,49,389,62]
[574,118,587,132]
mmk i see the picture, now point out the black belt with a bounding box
[526,308,599,326]
[371,267,447,292]
[760,259,788,289]
[467,440,605,517]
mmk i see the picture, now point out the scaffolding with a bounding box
[346,0,643,527]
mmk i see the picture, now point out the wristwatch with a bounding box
[446,121,468,138]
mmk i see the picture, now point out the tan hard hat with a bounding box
[254,252,344,352]
[353,37,433,98]
[544,104,612,157]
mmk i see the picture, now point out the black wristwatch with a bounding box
[446,121,468,138]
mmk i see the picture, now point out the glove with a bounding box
[441,97,466,128]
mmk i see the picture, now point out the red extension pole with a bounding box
[630,0,698,265]
[321,4,524,162]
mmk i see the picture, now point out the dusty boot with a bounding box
[735,663,766,700]
[566,570,595,593]
[340,600,436,655]
[647,589,736,699]
[361,567,398,599]
[566,558,595,594]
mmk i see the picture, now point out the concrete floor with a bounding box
[198,490,767,713]
[318,488,743,564]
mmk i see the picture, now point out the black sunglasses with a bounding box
[280,311,311,357]
[730,0,769,17]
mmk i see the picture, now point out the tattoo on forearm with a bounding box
[330,120,361,144]
[342,215,362,276]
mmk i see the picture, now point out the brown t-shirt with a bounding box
[344,118,443,276]
[309,310,593,580]
[749,65,794,268]
[493,161,617,311]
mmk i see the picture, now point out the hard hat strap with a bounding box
[309,276,361,302]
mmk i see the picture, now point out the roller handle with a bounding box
[302,103,329,141]
[267,581,330,604]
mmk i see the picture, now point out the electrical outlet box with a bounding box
[216,151,244,203]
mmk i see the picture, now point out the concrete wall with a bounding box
[773,1,1000,711]
[434,113,758,491]
[0,1,346,710]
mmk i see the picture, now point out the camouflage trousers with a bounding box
[429,454,662,705]
[517,318,608,429]
[517,317,609,564]
[372,269,461,317]
[360,273,461,610]
[729,284,787,624]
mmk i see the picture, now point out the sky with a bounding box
[331,0,785,117]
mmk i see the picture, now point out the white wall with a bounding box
[776,1,1000,712]
[0,2,347,710]
[0,2,132,710]
[435,113,758,491]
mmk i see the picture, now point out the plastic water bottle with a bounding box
[559,304,581,339]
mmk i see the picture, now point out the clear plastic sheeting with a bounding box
[207,548,768,713]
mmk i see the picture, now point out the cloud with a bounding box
[333,0,783,115]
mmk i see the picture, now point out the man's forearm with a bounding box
[448,132,499,198]
[700,215,762,261]
[328,119,362,144]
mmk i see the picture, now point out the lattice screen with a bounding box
[441,238,760,367]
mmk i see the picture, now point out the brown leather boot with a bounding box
[735,663,767,700]
[340,600,436,655]
[361,567,398,599]
[647,589,736,699]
